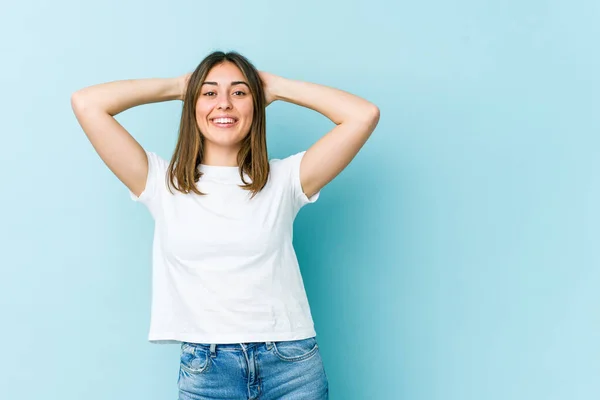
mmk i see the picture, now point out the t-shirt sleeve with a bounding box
[276,151,321,213]
[128,150,169,217]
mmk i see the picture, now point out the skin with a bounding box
[183,65,381,197]
[195,62,255,167]
[71,60,379,200]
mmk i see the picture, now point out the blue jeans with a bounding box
[177,336,329,400]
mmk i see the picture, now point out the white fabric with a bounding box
[129,150,320,344]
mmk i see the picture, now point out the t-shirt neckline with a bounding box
[198,164,248,184]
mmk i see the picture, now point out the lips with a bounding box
[211,117,237,124]
[210,116,239,128]
[210,115,238,128]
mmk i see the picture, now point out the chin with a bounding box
[203,135,246,148]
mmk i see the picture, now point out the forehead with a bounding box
[204,62,246,82]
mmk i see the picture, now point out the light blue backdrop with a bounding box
[1,0,598,399]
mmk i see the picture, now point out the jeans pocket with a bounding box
[272,337,319,362]
[180,343,211,374]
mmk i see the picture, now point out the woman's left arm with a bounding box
[261,72,380,199]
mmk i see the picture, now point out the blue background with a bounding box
[1,0,599,399]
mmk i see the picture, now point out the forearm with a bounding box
[270,76,378,125]
[72,77,181,116]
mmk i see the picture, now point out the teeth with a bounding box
[213,118,236,124]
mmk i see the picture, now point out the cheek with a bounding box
[195,106,210,121]
[240,103,254,122]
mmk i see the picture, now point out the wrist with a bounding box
[269,75,289,102]
[174,75,187,101]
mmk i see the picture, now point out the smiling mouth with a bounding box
[210,117,238,128]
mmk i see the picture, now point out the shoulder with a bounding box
[269,151,306,175]
[146,150,170,172]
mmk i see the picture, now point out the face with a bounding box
[195,61,254,149]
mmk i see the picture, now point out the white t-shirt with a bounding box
[129,150,320,344]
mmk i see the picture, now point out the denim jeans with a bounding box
[177,336,329,400]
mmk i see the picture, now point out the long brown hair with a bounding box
[166,51,269,199]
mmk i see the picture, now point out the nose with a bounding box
[217,94,233,110]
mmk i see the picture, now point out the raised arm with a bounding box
[70,76,187,197]
[260,72,380,198]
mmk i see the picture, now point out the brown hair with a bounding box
[166,51,269,199]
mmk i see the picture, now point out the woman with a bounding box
[71,51,379,399]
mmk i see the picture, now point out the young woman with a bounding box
[71,51,379,400]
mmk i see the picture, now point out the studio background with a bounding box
[1,0,598,399]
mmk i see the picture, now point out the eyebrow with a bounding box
[201,81,249,88]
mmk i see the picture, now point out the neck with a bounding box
[201,142,241,166]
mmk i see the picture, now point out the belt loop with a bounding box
[182,343,194,354]
[210,343,217,358]
[266,341,273,350]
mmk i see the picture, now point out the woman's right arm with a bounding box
[70,77,186,197]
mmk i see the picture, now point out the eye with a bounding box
[233,90,246,96]
[203,91,216,96]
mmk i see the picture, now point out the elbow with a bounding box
[341,103,380,128]
[369,104,380,124]
[71,89,101,115]
[70,90,86,112]
[362,104,380,129]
